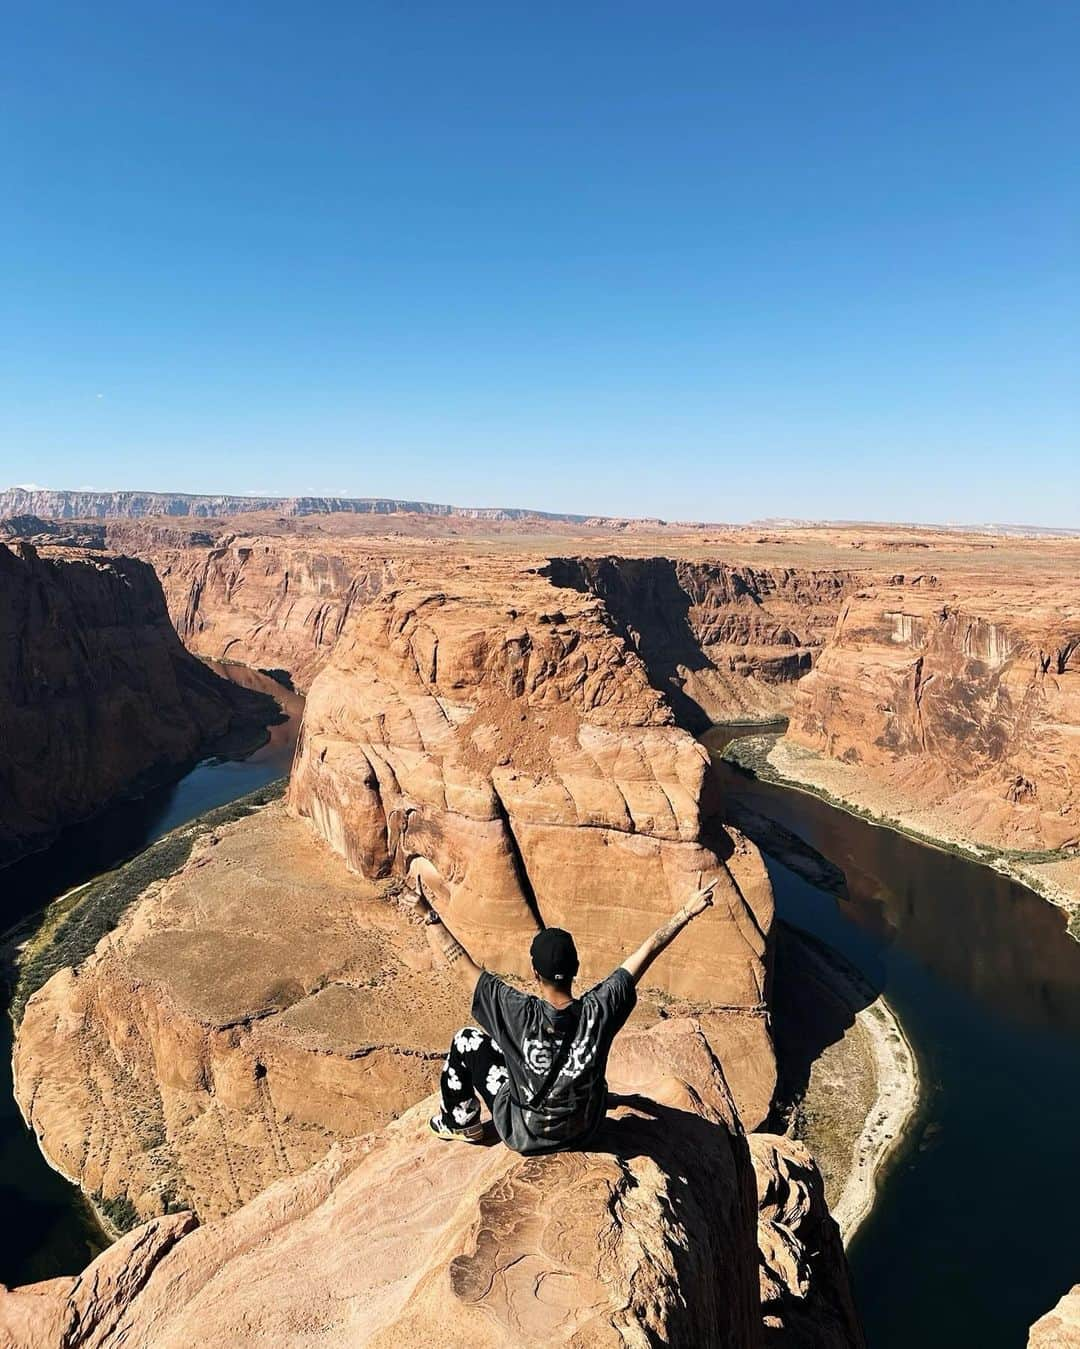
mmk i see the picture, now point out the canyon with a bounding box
[786,579,1080,853]
[4,503,1080,1344]
[0,540,274,870]
[100,514,1080,921]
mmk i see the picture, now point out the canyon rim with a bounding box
[1,501,1078,1345]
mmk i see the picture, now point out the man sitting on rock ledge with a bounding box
[420,880,716,1154]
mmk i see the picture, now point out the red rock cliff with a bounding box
[547,556,858,728]
[111,529,390,691]
[787,580,1080,851]
[287,554,777,1122]
[0,542,272,868]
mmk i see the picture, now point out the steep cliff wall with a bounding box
[3,1022,863,1349]
[547,556,857,728]
[787,580,1080,851]
[108,533,388,691]
[121,532,857,716]
[0,542,271,868]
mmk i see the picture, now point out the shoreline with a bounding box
[725,733,1080,941]
[783,930,920,1247]
[3,779,290,1275]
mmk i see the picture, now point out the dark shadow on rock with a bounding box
[542,556,719,732]
[766,922,883,1133]
[588,1094,762,1347]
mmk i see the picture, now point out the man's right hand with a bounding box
[683,878,717,919]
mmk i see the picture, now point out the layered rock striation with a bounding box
[287,555,777,1117]
[0,542,273,868]
[787,580,1080,852]
[0,487,598,523]
[126,532,391,690]
[2,1021,862,1348]
[547,556,856,728]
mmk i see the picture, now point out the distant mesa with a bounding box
[0,485,664,526]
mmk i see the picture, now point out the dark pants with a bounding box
[438,1026,509,1128]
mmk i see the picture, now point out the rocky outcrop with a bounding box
[287,555,776,1119]
[0,517,106,549]
[0,543,273,869]
[14,791,770,1234]
[13,804,465,1224]
[2,1021,862,1348]
[1030,1286,1080,1347]
[787,581,1080,851]
[750,1134,865,1348]
[547,557,857,728]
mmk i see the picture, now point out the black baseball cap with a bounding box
[530,927,579,984]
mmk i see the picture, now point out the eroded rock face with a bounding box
[1029,1286,1080,1347]
[118,533,391,691]
[547,557,857,728]
[287,557,775,1116]
[788,582,1080,851]
[15,795,772,1233]
[751,1134,865,1348]
[0,542,271,869]
[1,1021,865,1349]
[0,487,600,521]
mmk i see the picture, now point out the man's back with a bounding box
[471,967,636,1154]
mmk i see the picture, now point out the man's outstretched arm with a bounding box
[417,895,484,999]
[620,878,716,986]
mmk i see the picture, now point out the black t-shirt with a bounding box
[471,967,637,1155]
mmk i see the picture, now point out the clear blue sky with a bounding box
[2,2,1077,523]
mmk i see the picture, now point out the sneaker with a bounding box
[429,1112,485,1143]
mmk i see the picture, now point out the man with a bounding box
[421,877,717,1154]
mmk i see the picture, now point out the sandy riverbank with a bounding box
[774,927,920,1247]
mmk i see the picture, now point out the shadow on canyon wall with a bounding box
[544,555,718,730]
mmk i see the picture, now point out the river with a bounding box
[705,726,1080,1349]
[0,664,302,1289]
[4,697,1076,1342]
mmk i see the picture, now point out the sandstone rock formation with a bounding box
[2,1020,862,1348]
[750,1134,864,1348]
[15,789,773,1229]
[99,529,856,717]
[0,517,105,549]
[14,805,463,1224]
[287,555,777,1119]
[547,556,856,728]
[0,542,273,869]
[1029,1285,1080,1347]
[129,533,391,690]
[787,580,1080,852]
